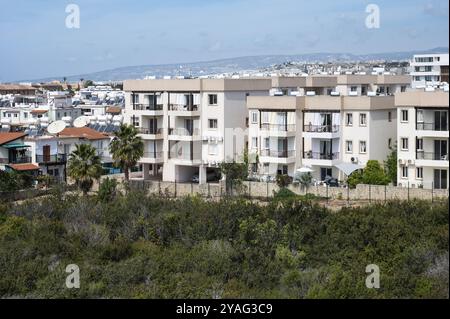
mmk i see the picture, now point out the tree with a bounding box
[109,124,144,182]
[384,143,397,186]
[218,161,248,195]
[83,80,94,88]
[347,160,389,188]
[276,174,292,188]
[297,172,313,189]
[97,177,119,203]
[67,144,103,195]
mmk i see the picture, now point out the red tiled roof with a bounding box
[8,163,40,171]
[59,127,109,140]
[30,109,48,114]
[106,106,122,114]
[0,132,27,146]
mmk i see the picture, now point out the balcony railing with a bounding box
[303,151,340,160]
[133,104,163,111]
[260,150,296,158]
[2,156,33,164]
[416,151,449,161]
[142,152,163,160]
[169,104,199,112]
[36,154,67,164]
[303,124,340,133]
[169,152,201,161]
[169,128,199,136]
[136,127,163,135]
[260,124,296,132]
[416,122,448,131]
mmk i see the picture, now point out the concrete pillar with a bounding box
[143,163,150,180]
[199,165,207,184]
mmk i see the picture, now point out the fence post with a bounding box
[208,183,211,198]
[384,184,387,204]
[248,181,251,199]
[431,181,434,203]
[266,181,269,200]
[326,184,329,204]
[347,184,350,206]
[191,182,193,195]
[174,180,177,198]
[369,185,371,204]
[407,182,410,202]
[158,180,161,196]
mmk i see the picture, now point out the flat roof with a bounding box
[395,91,449,108]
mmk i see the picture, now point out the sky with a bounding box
[0,0,448,81]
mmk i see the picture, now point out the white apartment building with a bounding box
[410,53,449,88]
[396,90,449,190]
[248,94,397,182]
[123,78,272,183]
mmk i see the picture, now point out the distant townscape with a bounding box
[0,51,448,191]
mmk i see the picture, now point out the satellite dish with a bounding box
[73,116,90,128]
[47,120,67,135]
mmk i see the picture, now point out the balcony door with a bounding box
[434,140,448,160]
[148,118,158,134]
[184,119,194,135]
[321,113,332,132]
[43,145,51,162]
[434,111,448,131]
[434,169,448,189]
[278,138,288,157]
[320,140,332,159]
[277,112,287,131]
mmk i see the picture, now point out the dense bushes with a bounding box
[0,191,447,299]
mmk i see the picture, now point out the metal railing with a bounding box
[36,154,67,163]
[169,128,199,136]
[169,104,199,112]
[416,122,448,131]
[303,151,340,160]
[136,127,163,135]
[1,156,32,164]
[260,150,296,158]
[142,152,163,160]
[303,124,340,133]
[416,151,449,161]
[260,124,296,132]
[132,104,163,111]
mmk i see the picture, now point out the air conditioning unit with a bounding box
[351,157,358,164]
[408,159,414,165]
[398,159,404,165]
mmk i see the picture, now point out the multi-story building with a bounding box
[395,90,449,189]
[410,53,449,88]
[248,94,397,182]
[0,132,40,174]
[123,78,272,183]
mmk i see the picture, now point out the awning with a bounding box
[2,143,31,149]
[8,163,40,171]
[335,162,365,176]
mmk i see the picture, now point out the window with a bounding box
[261,112,269,124]
[132,94,139,104]
[263,138,270,150]
[252,137,258,149]
[251,111,258,124]
[359,113,367,126]
[208,144,218,155]
[401,138,409,150]
[350,86,358,92]
[416,110,424,123]
[263,163,269,174]
[416,138,423,150]
[401,86,407,93]
[24,113,28,119]
[346,113,353,126]
[208,94,218,105]
[416,167,423,179]
[14,113,18,118]
[359,141,367,153]
[346,140,353,153]
[401,166,408,178]
[401,110,408,122]
[388,111,392,122]
[208,119,218,129]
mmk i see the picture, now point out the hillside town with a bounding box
[0,53,448,190]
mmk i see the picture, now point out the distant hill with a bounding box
[28,47,448,83]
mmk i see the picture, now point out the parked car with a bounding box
[191,171,221,183]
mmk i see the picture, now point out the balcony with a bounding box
[303,124,340,133]
[136,127,164,139]
[169,151,202,164]
[261,124,296,132]
[168,104,200,117]
[169,128,199,136]
[36,154,67,164]
[416,122,448,131]
[141,151,163,164]
[303,151,339,160]
[260,149,295,158]
[416,151,448,161]
[0,156,32,164]
[132,104,163,111]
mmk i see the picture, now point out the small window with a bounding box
[346,140,353,153]
[401,138,409,150]
[359,113,367,126]
[359,141,367,154]
[416,167,423,179]
[252,137,258,149]
[401,110,408,122]
[402,166,408,178]
[208,119,218,129]
[263,138,270,150]
[14,113,18,118]
[416,138,423,150]
[346,113,353,126]
[351,86,358,92]
[24,113,28,118]
[261,112,269,124]
[208,94,218,105]
[251,111,258,124]
[388,112,392,122]
[401,86,407,92]
[388,138,392,148]
[263,163,269,174]
[416,110,424,123]
[208,144,218,155]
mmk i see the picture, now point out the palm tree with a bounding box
[109,124,144,182]
[67,144,103,195]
